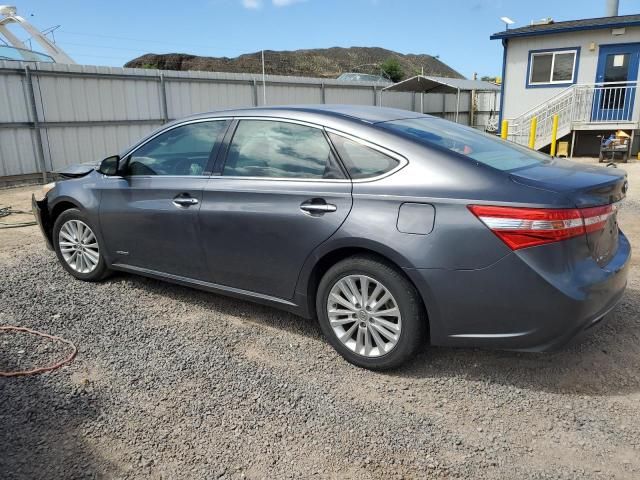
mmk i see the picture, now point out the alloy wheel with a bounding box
[58,220,100,274]
[327,274,402,357]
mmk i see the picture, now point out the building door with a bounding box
[592,43,640,121]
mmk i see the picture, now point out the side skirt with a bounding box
[111,263,304,316]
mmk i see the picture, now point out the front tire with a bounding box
[316,255,426,370]
[53,208,110,281]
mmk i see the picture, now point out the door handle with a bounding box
[300,201,337,214]
[173,196,199,207]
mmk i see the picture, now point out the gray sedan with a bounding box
[32,106,631,369]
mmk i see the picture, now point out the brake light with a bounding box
[581,204,617,234]
[468,204,616,250]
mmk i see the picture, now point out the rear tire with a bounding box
[53,208,111,282]
[316,255,426,370]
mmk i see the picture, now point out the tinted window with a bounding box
[329,133,399,179]
[381,117,550,171]
[529,50,576,85]
[223,120,344,179]
[530,53,553,83]
[127,121,227,176]
[552,52,575,81]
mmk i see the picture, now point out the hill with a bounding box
[124,46,464,80]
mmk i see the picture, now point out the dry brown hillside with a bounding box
[124,46,464,80]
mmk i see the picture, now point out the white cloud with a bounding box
[272,0,305,6]
[242,0,263,9]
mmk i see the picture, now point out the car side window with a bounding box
[222,120,345,179]
[125,121,227,176]
[329,133,400,179]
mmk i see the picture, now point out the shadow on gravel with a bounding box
[110,273,640,397]
[113,272,324,339]
[0,373,118,479]
[396,288,640,396]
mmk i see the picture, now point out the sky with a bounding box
[4,0,640,78]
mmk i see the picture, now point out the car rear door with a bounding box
[98,119,230,279]
[198,118,352,300]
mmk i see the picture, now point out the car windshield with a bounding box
[380,117,551,171]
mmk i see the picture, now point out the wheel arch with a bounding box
[297,241,431,338]
[43,197,82,244]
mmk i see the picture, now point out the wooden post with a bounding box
[550,114,559,156]
[528,116,538,149]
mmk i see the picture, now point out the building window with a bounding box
[528,49,578,86]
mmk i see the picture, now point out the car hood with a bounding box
[509,159,628,206]
[56,162,99,178]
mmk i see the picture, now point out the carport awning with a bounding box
[382,75,500,94]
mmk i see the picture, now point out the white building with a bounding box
[492,10,640,156]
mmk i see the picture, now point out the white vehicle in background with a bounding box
[0,4,74,64]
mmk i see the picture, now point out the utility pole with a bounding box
[262,50,267,105]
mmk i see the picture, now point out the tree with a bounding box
[481,75,501,84]
[380,58,404,82]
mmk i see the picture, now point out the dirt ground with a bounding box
[0,158,639,479]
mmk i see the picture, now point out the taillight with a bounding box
[468,204,616,250]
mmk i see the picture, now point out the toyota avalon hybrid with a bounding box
[32,105,630,370]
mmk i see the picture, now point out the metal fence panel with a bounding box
[35,75,162,122]
[44,123,162,171]
[324,86,374,105]
[260,84,322,106]
[0,72,29,122]
[0,61,498,180]
[380,91,414,111]
[0,128,38,177]
[166,80,254,119]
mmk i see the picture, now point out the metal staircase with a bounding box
[507,82,638,150]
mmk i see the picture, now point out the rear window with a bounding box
[329,133,399,179]
[381,117,550,171]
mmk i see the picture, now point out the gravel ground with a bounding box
[1,159,639,479]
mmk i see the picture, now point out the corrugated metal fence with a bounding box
[0,61,500,181]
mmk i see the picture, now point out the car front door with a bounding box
[99,119,230,279]
[198,118,352,300]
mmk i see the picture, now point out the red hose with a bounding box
[0,326,77,377]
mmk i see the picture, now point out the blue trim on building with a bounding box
[498,38,507,135]
[525,47,581,89]
[490,20,640,40]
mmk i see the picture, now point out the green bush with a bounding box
[380,58,404,82]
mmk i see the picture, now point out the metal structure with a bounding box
[0,61,500,182]
[382,75,500,124]
[507,82,639,150]
[0,5,74,64]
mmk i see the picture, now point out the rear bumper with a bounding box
[31,194,53,251]
[405,231,631,352]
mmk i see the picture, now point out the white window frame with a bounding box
[528,49,578,86]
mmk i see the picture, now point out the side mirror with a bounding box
[99,155,120,176]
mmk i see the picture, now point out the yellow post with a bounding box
[500,119,508,140]
[550,114,559,156]
[528,116,538,149]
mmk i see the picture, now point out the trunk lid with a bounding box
[509,159,628,267]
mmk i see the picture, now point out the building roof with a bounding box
[490,14,640,40]
[382,75,500,94]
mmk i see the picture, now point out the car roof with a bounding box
[184,104,425,125]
